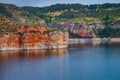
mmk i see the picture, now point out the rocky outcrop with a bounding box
[48,22,104,38]
[0,26,69,50]
[70,23,104,38]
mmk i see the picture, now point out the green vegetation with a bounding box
[0,13,18,33]
[0,3,12,18]
[0,3,42,25]
[93,26,120,38]
[0,3,119,25]
[22,3,120,24]
[74,17,102,25]
[0,3,120,38]
[91,10,120,38]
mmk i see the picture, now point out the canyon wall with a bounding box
[0,26,69,50]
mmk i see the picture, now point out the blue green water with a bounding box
[0,43,120,80]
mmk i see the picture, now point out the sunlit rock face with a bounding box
[72,29,94,38]
[48,22,103,38]
[0,26,69,50]
[70,23,94,38]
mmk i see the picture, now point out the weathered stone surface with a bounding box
[0,26,69,50]
[48,22,105,38]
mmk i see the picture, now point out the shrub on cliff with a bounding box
[94,26,120,38]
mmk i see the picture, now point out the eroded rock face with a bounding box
[48,22,103,38]
[72,28,94,38]
[70,23,96,38]
[0,26,69,50]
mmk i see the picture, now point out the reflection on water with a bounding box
[0,49,69,80]
[69,42,120,49]
[0,43,120,80]
[0,49,68,60]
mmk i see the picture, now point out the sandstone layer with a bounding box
[0,26,69,51]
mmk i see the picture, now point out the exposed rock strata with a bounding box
[0,26,69,50]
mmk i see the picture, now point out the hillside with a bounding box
[22,3,120,38]
[0,3,42,25]
[0,13,18,34]
[0,3,120,38]
[0,3,119,25]
[22,3,120,24]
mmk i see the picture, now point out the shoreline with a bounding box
[0,43,68,51]
[69,38,120,44]
[0,38,120,51]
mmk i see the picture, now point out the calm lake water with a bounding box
[0,43,120,80]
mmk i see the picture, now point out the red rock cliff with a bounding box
[0,26,69,50]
